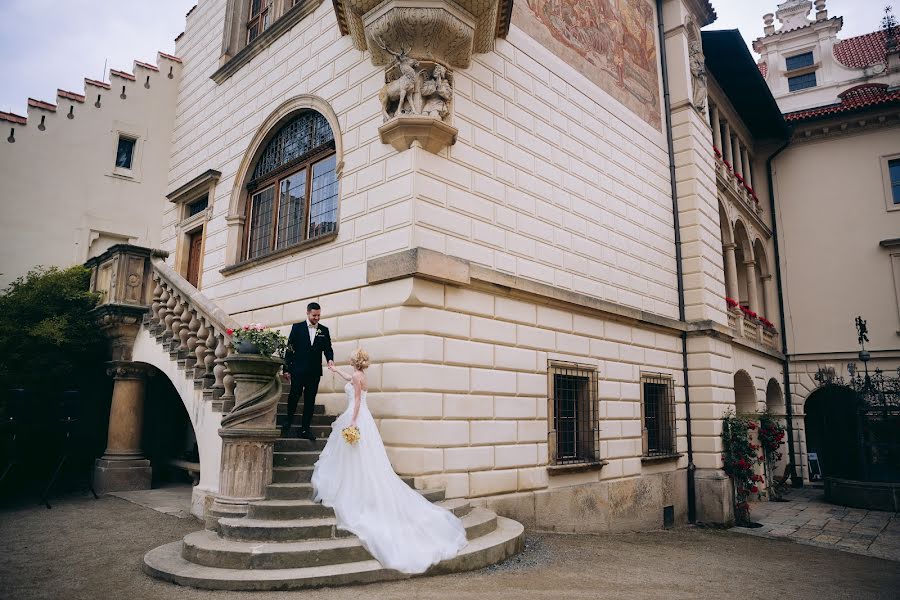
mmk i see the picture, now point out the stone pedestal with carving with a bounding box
[207,354,283,526]
[94,362,153,494]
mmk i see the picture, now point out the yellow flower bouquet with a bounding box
[342,425,361,445]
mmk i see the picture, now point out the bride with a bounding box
[311,348,467,574]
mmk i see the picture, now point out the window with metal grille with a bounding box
[785,52,814,71]
[642,373,676,456]
[889,159,900,205]
[246,0,273,44]
[549,363,600,465]
[788,72,817,92]
[186,195,209,218]
[245,111,337,259]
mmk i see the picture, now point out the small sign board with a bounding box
[808,451,822,481]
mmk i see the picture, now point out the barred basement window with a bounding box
[244,110,337,260]
[642,373,676,457]
[549,363,600,465]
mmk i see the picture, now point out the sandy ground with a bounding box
[1,493,899,600]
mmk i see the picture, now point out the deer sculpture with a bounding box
[376,38,419,122]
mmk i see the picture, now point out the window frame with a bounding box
[882,153,900,212]
[785,51,814,71]
[242,146,337,260]
[115,135,137,170]
[108,124,144,182]
[787,72,817,92]
[245,0,273,44]
[547,361,601,469]
[640,372,677,458]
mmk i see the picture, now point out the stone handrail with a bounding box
[148,255,241,410]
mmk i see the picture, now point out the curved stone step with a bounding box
[183,508,498,569]
[143,517,524,591]
[272,466,313,483]
[273,452,320,467]
[248,499,334,520]
[266,483,314,500]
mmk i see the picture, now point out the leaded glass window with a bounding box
[245,110,338,260]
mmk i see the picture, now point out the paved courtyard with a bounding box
[735,486,900,562]
[2,487,899,600]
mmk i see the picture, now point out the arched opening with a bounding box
[142,368,199,488]
[765,378,782,415]
[719,201,738,300]
[733,221,753,310]
[734,370,757,415]
[804,386,861,480]
[753,239,770,319]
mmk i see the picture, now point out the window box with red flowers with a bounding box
[758,317,777,333]
[735,172,745,184]
[723,159,733,172]
[713,146,722,158]
[739,306,758,321]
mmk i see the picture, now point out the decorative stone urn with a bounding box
[207,353,283,526]
[332,0,512,153]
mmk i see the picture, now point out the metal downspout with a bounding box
[656,0,696,523]
[766,139,802,488]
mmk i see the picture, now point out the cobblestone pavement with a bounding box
[734,486,900,562]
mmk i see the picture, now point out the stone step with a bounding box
[272,466,313,483]
[247,499,334,520]
[217,500,475,543]
[144,516,524,590]
[273,452,321,468]
[277,424,333,438]
[274,438,327,452]
[276,413,336,426]
[266,482,314,501]
[275,398,325,415]
[182,508,497,570]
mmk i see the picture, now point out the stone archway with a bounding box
[765,378,782,415]
[142,367,199,487]
[804,385,861,480]
[734,370,757,415]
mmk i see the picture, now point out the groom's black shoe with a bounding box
[299,428,316,442]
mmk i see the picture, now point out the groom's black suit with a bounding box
[284,321,334,434]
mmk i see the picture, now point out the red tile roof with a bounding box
[158,51,183,64]
[135,60,159,71]
[833,30,889,69]
[109,69,136,81]
[27,98,57,112]
[0,111,27,124]
[784,83,900,121]
[758,62,768,77]
[85,78,111,90]
[57,89,85,103]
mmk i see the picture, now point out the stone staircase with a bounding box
[144,388,524,590]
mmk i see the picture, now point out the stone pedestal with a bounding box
[94,362,152,494]
[207,354,283,527]
[694,468,734,527]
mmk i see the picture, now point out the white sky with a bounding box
[0,1,889,115]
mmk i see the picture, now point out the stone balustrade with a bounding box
[714,151,762,216]
[728,306,778,350]
[147,255,241,412]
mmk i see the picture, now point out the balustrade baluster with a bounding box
[194,317,209,382]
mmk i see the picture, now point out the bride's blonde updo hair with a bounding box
[349,347,370,370]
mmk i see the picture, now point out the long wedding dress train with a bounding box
[311,382,467,574]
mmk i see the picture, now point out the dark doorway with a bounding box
[804,386,861,480]
[142,373,198,487]
[186,230,203,288]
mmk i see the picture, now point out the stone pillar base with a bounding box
[694,468,734,527]
[205,495,257,531]
[93,457,152,495]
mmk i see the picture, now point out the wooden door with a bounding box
[186,231,203,288]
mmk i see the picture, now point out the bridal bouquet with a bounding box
[342,425,361,445]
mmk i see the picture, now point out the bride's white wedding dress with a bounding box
[311,381,467,574]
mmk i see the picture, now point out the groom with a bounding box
[282,302,334,440]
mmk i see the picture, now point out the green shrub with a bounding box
[0,265,107,397]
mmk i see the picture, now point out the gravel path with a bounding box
[1,492,899,600]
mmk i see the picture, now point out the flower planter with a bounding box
[234,340,260,354]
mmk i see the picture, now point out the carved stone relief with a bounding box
[686,16,707,116]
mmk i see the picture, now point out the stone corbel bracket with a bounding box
[333,0,512,153]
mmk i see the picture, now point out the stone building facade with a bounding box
[4,0,895,535]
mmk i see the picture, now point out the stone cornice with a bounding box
[790,108,900,144]
[167,169,222,204]
[366,248,773,354]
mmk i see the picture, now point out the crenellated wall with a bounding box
[0,53,181,287]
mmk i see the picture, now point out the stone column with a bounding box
[761,274,774,320]
[741,148,753,190]
[732,138,743,179]
[710,105,722,150]
[745,260,760,313]
[723,243,740,300]
[723,122,733,168]
[207,353,283,527]
[93,362,152,494]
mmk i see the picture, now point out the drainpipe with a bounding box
[656,0,696,523]
[765,138,802,488]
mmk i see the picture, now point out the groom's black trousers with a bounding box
[285,374,320,431]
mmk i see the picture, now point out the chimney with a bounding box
[764,13,776,36]
[814,0,827,21]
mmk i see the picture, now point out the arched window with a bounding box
[244,110,337,259]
